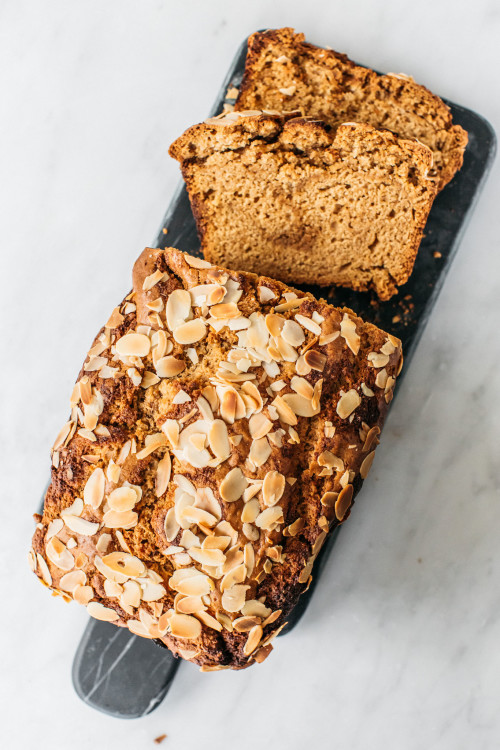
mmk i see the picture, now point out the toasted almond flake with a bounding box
[184,254,212,269]
[274,297,302,313]
[105,307,125,329]
[170,571,212,597]
[336,389,361,419]
[189,547,225,566]
[141,581,166,602]
[73,585,93,605]
[127,619,153,637]
[221,584,250,613]
[141,371,161,389]
[243,624,263,657]
[195,611,222,631]
[272,395,298,425]
[143,269,165,291]
[174,318,207,345]
[102,509,138,529]
[255,506,284,530]
[52,421,73,452]
[375,368,389,389]
[46,537,74,570]
[368,351,390,368]
[166,289,191,331]
[116,333,151,358]
[107,486,136,512]
[360,450,376,479]
[176,595,205,614]
[279,84,296,96]
[87,602,119,622]
[363,425,380,452]
[241,600,272,618]
[36,553,52,585]
[208,419,230,459]
[320,491,339,509]
[155,453,171,498]
[220,467,248,502]
[181,506,218,528]
[136,433,167,460]
[164,508,180,542]
[318,451,344,472]
[210,302,240,319]
[295,314,321,335]
[220,563,246,591]
[282,392,319,418]
[282,319,305,347]
[335,484,354,521]
[241,498,261,524]
[172,389,191,405]
[339,314,360,355]
[46,518,64,541]
[243,522,259,541]
[102,551,146,578]
[304,349,327,372]
[63,515,99,536]
[361,382,375,397]
[105,579,124,598]
[249,412,272,439]
[169,613,202,639]
[117,440,131,465]
[259,286,276,303]
[161,419,180,448]
[249,437,272,467]
[262,471,286,506]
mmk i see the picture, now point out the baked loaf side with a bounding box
[235,28,468,191]
[30,247,402,670]
[169,112,437,299]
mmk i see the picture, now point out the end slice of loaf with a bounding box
[169,111,437,299]
[235,28,468,191]
[30,246,402,670]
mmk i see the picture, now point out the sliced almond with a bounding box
[360,450,376,479]
[336,389,361,419]
[169,613,202,639]
[335,484,354,521]
[102,509,138,529]
[221,584,249,613]
[102,551,146,578]
[174,318,207,345]
[249,412,272,439]
[220,467,248,503]
[156,356,186,378]
[262,471,286,506]
[255,506,284,530]
[62,515,99,536]
[166,289,191,331]
[243,624,263,656]
[340,314,360,355]
[208,419,230,460]
[87,602,120,622]
[107,486,138,512]
[116,333,151,358]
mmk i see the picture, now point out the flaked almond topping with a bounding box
[318,451,344,472]
[363,425,380,452]
[319,331,340,346]
[108,486,137,512]
[164,507,180,542]
[156,355,186,379]
[105,307,125,329]
[233,616,262,632]
[282,392,320,418]
[102,551,146,578]
[259,286,276,303]
[279,84,296,96]
[59,570,87,593]
[249,437,272,468]
[155,453,171,498]
[274,297,302,313]
[244,624,263,656]
[272,395,298,426]
[221,563,246,591]
[335,484,354,521]
[340,314,360,355]
[73,585,94,605]
[189,547,225,567]
[169,570,213,597]
[36,553,52,585]
[174,318,207,345]
[241,498,260,524]
[336,389,361,419]
[368,351,390,368]
[221,584,250,613]
[304,349,327,372]
[282,319,305,347]
[360,450,376,479]
[295,314,321,335]
[262,471,285,506]
[166,289,192,332]
[169,612,203,640]
[172,390,191,405]
[196,611,223,632]
[220,467,248,502]
[361,382,375,397]
[52,421,74,452]
[208,419,230,460]
[255,506,284,530]
[211,302,240,319]
[175,595,205,614]
[83,468,105,509]
[184,254,212,269]
[46,537,74,570]
[375,368,389,389]
[180,506,218,528]
[136,433,167,460]
[102,509,138,529]
[141,371,161,389]
[63,515,99,536]
[116,333,151,358]
[291,375,313,399]
[142,269,165,291]
[320,491,338,509]
[249,412,273,439]
[87,602,120,622]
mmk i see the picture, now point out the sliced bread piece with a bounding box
[235,28,468,191]
[169,111,437,299]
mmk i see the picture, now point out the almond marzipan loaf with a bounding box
[235,27,468,191]
[30,247,402,670]
[169,111,438,300]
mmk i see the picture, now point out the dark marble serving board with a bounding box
[64,37,496,718]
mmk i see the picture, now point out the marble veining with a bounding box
[2,1,500,749]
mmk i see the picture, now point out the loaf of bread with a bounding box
[30,246,402,670]
[169,111,437,299]
[235,28,468,191]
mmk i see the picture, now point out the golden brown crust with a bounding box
[235,28,468,191]
[169,112,437,299]
[30,247,402,669]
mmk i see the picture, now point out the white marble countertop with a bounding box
[2,1,499,748]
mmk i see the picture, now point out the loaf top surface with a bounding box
[234,28,468,190]
[30,247,402,669]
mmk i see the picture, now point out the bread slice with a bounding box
[169,111,437,299]
[235,28,468,192]
[30,246,402,670]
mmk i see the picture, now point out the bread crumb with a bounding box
[154,735,167,744]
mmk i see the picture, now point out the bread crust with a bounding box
[236,28,468,191]
[30,247,402,670]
